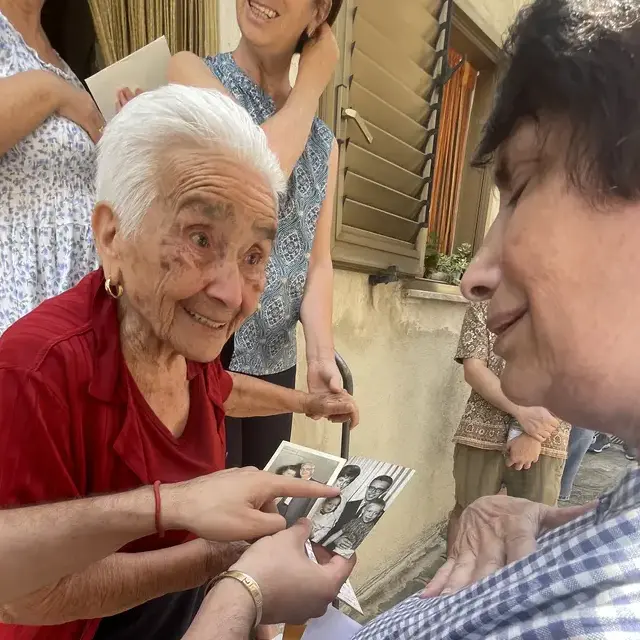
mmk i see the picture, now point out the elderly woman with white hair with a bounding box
[0,84,357,640]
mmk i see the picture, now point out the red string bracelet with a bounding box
[153,480,165,538]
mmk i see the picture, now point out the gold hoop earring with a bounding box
[105,278,124,299]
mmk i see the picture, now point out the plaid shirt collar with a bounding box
[356,467,640,640]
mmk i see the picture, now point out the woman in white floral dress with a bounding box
[0,1,104,333]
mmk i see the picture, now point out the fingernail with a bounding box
[441,589,452,596]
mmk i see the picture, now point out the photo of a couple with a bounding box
[265,442,345,527]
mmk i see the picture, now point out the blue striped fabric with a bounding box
[355,467,640,639]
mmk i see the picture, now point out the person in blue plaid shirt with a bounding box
[352,0,640,638]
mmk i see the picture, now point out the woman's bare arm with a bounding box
[0,71,64,155]
[300,141,338,366]
[0,487,156,605]
[167,24,338,178]
[0,537,243,625]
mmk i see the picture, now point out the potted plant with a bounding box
[426,243,472,285]
[442,243,472,285]
[423,231,440,278]
[428,253,452,283]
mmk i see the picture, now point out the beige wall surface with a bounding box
[456,0,531,46]
[217,0,241,52]
[292,271,470,598]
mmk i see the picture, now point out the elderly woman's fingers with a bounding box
[471,546,506,585]
[421,558,455,597]
[505,531,537,565]
[436,550,477,596]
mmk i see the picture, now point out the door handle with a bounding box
[342,108,374,144]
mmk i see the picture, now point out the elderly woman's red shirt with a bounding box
[0,269,232,640]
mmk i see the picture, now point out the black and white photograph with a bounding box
[309,456,415,559]
[264,441,346,527]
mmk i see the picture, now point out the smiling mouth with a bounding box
[184,307,227,331]
[248,0,279,20]
[487,307,527,337]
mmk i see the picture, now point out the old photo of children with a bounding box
[309,456,415,558]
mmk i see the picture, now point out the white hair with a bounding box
[96,84,286,237]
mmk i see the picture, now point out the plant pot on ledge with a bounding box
[426,271,450,284]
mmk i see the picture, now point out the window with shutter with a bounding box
[321,0,455,276]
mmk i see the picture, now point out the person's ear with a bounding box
[92,202,122,274]
[307,0,331,36]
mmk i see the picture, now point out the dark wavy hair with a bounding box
[473,0,640,201]
[295,0,344,54]
[275,464,301,477]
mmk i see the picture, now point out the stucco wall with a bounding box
[456,0,530,45]
[292,272,471,596]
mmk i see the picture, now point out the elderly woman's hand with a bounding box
[162,468,341,542]
[421,495,597,598]
[303,389,359,428]
[307,357,343,395]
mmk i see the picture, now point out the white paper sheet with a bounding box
[302,606,362,640]
[86,36,171,122]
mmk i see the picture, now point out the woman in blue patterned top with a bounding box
[0,0,104,334]
[168,0,348,469]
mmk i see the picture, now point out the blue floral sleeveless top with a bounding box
[205,53,334,376]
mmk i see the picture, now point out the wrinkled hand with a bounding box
[307,358,343,395]
[163,468,340,541]
[232,520,356,625]
[297,22,340,95]
[56,77,105,143]
[506,433,541,470]
[422,495,596,598]
[115,87,143,114]
[303,389,359,428]
[515,406,560,442]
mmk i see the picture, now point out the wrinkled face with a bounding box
[96,147,277,363]
[362,502,383,523]
[462,120,640,444]
[300,462,315,480]
[365,479,391,502]
[236,0,330,54]
[320,496,341,514]
[334,535,355,551]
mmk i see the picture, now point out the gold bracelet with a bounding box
[206,570,263,628]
